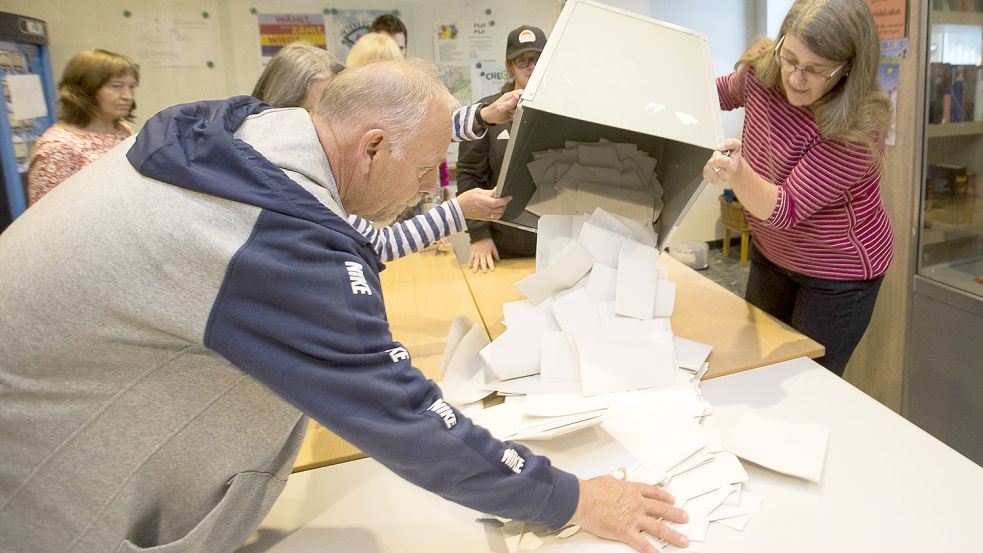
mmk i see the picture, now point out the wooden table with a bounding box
[292,249,485,471]
[460,255,824,379]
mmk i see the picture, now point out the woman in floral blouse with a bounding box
[27,49,139,205]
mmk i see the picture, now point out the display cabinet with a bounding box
[905,0,983,466]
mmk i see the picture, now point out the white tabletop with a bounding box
[238,357,983,553]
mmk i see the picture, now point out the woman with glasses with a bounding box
[457,25,547,272]
[703,0,892,377]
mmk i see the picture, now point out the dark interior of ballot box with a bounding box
[496,106,712,249]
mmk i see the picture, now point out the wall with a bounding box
[2,0,559,128]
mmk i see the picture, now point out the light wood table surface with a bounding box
[460,255,824,379]
[293,249,485,472]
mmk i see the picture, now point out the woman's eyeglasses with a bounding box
[512,55,540,69]
[774,35,845,84]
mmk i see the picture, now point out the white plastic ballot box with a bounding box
[494,0,724,249]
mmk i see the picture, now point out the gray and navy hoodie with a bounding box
[0,97,577,553]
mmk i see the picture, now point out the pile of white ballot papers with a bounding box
[524,140,664,223]
[437,207,831,552]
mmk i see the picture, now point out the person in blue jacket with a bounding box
[0,59,688,553]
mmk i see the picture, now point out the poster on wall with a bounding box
[434,22,466,64]
[327,9,388,63]
[130,15,214,68]
[468,19,498,62]
[866,0,906,40]
[878,62,899,146]
[257,13,326,62]
[470,62,508,102]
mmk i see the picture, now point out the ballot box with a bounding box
[495,0,723,249]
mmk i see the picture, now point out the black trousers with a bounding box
[744,244,884,377]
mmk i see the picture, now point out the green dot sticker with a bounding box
[201,11,209,19]
[122,10,131,18]
[250,7,257,15]
[206,60,214,68]
[485,9,492,15]
[393,10,401,16]
[323,8,330,14]
[489,20,496,27]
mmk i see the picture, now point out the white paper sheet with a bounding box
[615,241,661,320]
[480,299,558,380]
[673,336,713,371]
[585,263,618,303]
[576,222,632,268]
[725,414,830,483]
[439,317,494,406]
[540,331,581,383]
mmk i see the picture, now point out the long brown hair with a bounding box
[58,49,139,127]
[739,0,890,150]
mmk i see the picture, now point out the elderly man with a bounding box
[0,60,688,553]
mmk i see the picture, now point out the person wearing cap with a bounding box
[457,25,547,273]
[456,25,547,272]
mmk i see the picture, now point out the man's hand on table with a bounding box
[570,474,690,552]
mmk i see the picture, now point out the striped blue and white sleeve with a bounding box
[451,103,487,142]
[347,199,467,262]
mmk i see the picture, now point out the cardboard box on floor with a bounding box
[494,0,724,250]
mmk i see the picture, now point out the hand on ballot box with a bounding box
[481,88,523,125]
[458,187,511,221]
[571,473,691,552]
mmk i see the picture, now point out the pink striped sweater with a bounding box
[717,66,893,280]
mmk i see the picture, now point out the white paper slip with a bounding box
[439,317,494,406]
[585,263,618,303]
[615,241,660,320]
[516,240,594,304]
[535,214,581,272]
[577,335,675,396]
[673,336,713,371]
[653,279,676,318]
[502,300,536,329]
[484,376,581,396]
[480,299,558,380]
[585,207,635,238]
[576,222,632,268]
[522,390,611,417]
[711,490,761,531]
[601,402,706,474]
[540,331,581,383]
[524,425,637,480]
[725,414,830,483]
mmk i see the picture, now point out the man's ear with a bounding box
[355,129,386,177]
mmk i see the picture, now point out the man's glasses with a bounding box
[774,35,845,84]
[512,55,540,69]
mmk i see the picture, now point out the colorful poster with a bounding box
[866,0,906,40]
[258,13,326,61]
[327,9,387,63]
[441,64,472,107]
[880,37,909,59]
[877,62,899,146]
[470,62,508,103]
[435,23,465,64]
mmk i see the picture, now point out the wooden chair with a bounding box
[719,194,751,266]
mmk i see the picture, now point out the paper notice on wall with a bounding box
[130,15,213,68]
[258,13,326,62]
[5,74,47,120]
[866,0,906,40]
[470,63,508,102]
[435,23,466,64]
[468,20,498,61]
[440,64,472,107]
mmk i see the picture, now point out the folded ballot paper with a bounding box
[524,139,664,224]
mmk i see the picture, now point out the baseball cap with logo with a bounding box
[505,25,547,60]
